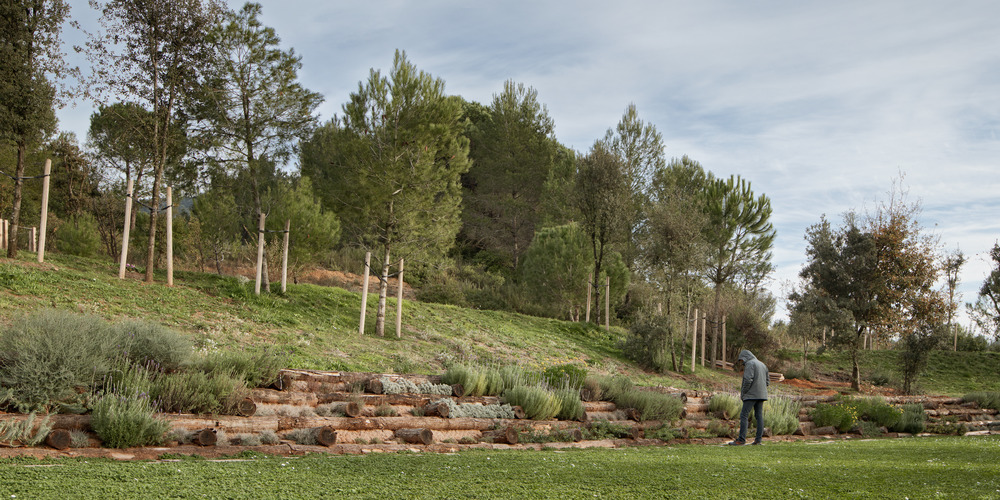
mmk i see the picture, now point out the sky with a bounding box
[57,1,1000,327]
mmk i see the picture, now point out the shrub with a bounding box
[707,419,734,438]
[580,376,604,402]
[502,385,561,420]
[596,376,683,422]
[963,392,1000,411]
[442,364,487,397]
[708,393,741,420]
[543,364,588,390]
[437,398,516,419]
[891,404,926,434]
[783,366,812,381]
[285,428,317,445]
[54,213,102,258]
[644,425,676,442]
[90,390,170,448]
[114,320,192,371]
[149,369,249,415]
[259,430,280,445]
[0,310,121,412]
[762,396,801,435]
[374,404,398,417]
[857,420,883,437]
[192,349,286,388]
[584,420,635,440]
[553,388,585,421]
[811,403,857,432]
[853,397,902,428]
[378,377,452,396]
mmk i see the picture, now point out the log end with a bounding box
[513,406,526,420]
[193,428,218,447]
[315,426,337,447]
[46,429,72,451]
[237,398,257,417]
[451,384,465,397]
[367,378,384,395]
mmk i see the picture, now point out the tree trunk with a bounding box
[7,142,26,258]
[376,246,391,337]
[711,284,721,367]
[144,165,163,282]
[851,327,862,391]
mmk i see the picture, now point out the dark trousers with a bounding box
[738,399,765,442]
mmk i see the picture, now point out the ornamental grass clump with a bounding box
[542,364,587,391]
[502,385,561,420]
[192,349,286,388]
[114,319,192,371]
[708,393,741,419]
[442,364,487,396]
[553,387,585,421]
[90,390,170,448]
[811,403,857,432]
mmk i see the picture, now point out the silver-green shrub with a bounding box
[378,376,452,395]
[434,398,516,419]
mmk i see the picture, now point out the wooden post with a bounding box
[822,327,826,345]
[29,227,36,252]
[166,186,174,286]
[254,213,265,295]
[585,272,592,323]
[395,258,404,338]
[359,251,371,336]
[1,219,6,250]
[36,159,50,263]
[118,179,134,279]
[691,308,698,373]
[604,275,611,330]
[721,314,727,365]
[281,219,290,293]
[701,312,707,367]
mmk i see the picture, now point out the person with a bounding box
[728,349,769,446]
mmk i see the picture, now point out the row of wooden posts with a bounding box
[2,159,51,263]
[688,308,727,373]
[116,178,292,295]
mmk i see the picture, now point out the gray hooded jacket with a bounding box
[738,350,769,401]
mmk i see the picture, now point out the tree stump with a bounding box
[192,428,218,446]
[237,398,257,417]
[315,426,337,447]
[46,429,72,450]
[396,428,433,445]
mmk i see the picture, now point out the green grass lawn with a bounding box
[1,437,998,499]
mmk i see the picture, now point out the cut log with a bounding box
[768,373,785,383]
[237,398,257,417]
[795,422,816,436]
[513,406,526,420]
[46,429,72,450]
[422,402,450,418]
[813,426,838,436]
[451,384,464,397]
[582,401,616,412]
[367,378,384,394]
[571,428,584,442]
[315,426,337,446]
[482,426,519,444]
[713,410,732,421]
[396,428,433,445]
[192,428,217,446]
[625,408,641,422]
[686,403,709,414]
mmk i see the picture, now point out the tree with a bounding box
[80,0,221,281]
[194,1,322,291]
[266,176,340,282]
[644,156,711,370]
[1,0,70,257]
[942,249,966,351]
[969,243,1000,341]
[191,188,239,275]
[597,103,666,270]
[702,175,775,366]
[574,144,631,325]
[461,81,566,271]
[518,223,591,320]
[303,50,470,336]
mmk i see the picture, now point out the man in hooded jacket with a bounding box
[729,349,768,445]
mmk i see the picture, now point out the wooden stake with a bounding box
[29,227,36,252]
[701,312,707,367]
[721,314,727,365]
[585,272,592,323]
[604,275,610,331]
[36,159,50,263]
[118,179,134,279]
[1,219,6,250]
[691,308,698,373]
[254,213,265,295]
[281,219,290,293]
[166,186,173,286]
[395,258,404,338]
[359,251,371,336]
[822,326,826,345]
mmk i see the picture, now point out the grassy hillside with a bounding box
[1,253,997,396]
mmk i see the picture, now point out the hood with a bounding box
[738,350,756,364]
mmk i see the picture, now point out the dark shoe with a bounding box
[727,440,746,446]
[751,441,764,446]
